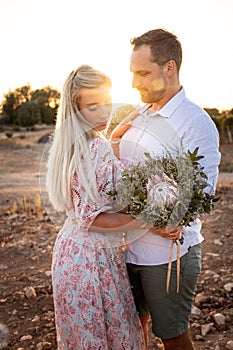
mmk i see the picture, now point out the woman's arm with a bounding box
[90,211,150,233]
[90,212,181,240]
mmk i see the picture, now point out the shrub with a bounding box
[12,125,21,131]
[5,131,13,138]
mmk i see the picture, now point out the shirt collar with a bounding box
[140,87,186,118]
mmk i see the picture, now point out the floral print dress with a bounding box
[52,137,146,350]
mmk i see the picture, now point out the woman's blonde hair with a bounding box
[46,64,112,211]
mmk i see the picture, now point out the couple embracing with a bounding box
[46,28,220,350]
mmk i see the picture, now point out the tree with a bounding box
[31,86,60,124]
[0,84,32,125]
[16,101,40,126]
[204,108,220,117]
[1,92,16,124]
[0,84,60,126]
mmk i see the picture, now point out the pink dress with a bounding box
[52,137,146,350]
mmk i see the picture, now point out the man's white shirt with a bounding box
[120,88,221,265]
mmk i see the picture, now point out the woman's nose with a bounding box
[101,104,112,117]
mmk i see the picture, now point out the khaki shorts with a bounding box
[127,244,202,339]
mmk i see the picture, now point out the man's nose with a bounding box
[132,74,141,89]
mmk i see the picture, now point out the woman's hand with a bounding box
[109,111,140,158]
[150,225,182,240]
[110,110,140,141]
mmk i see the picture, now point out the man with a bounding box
[111,29,221,350]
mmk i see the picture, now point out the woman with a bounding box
[46,64,148,349]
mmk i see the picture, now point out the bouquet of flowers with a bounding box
[112,147,218,229]
[110,147,219,292]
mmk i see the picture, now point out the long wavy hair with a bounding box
[46,64,112,211]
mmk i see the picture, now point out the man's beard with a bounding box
[139,87,167,104]
[139,75,167,104]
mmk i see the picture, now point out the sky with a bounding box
[0,0,233,112]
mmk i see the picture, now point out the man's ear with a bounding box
[165,60,176,77]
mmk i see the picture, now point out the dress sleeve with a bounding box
[71,138,124,230]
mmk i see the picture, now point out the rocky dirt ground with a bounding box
[0,128,232,350]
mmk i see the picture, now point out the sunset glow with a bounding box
[1,0,233,111]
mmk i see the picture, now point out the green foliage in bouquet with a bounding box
[111,148,219,229]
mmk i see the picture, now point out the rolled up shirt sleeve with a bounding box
[182,112,221,194]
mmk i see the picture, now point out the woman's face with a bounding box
[78,84,112,131]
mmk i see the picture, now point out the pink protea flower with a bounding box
[146,173,179,208]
